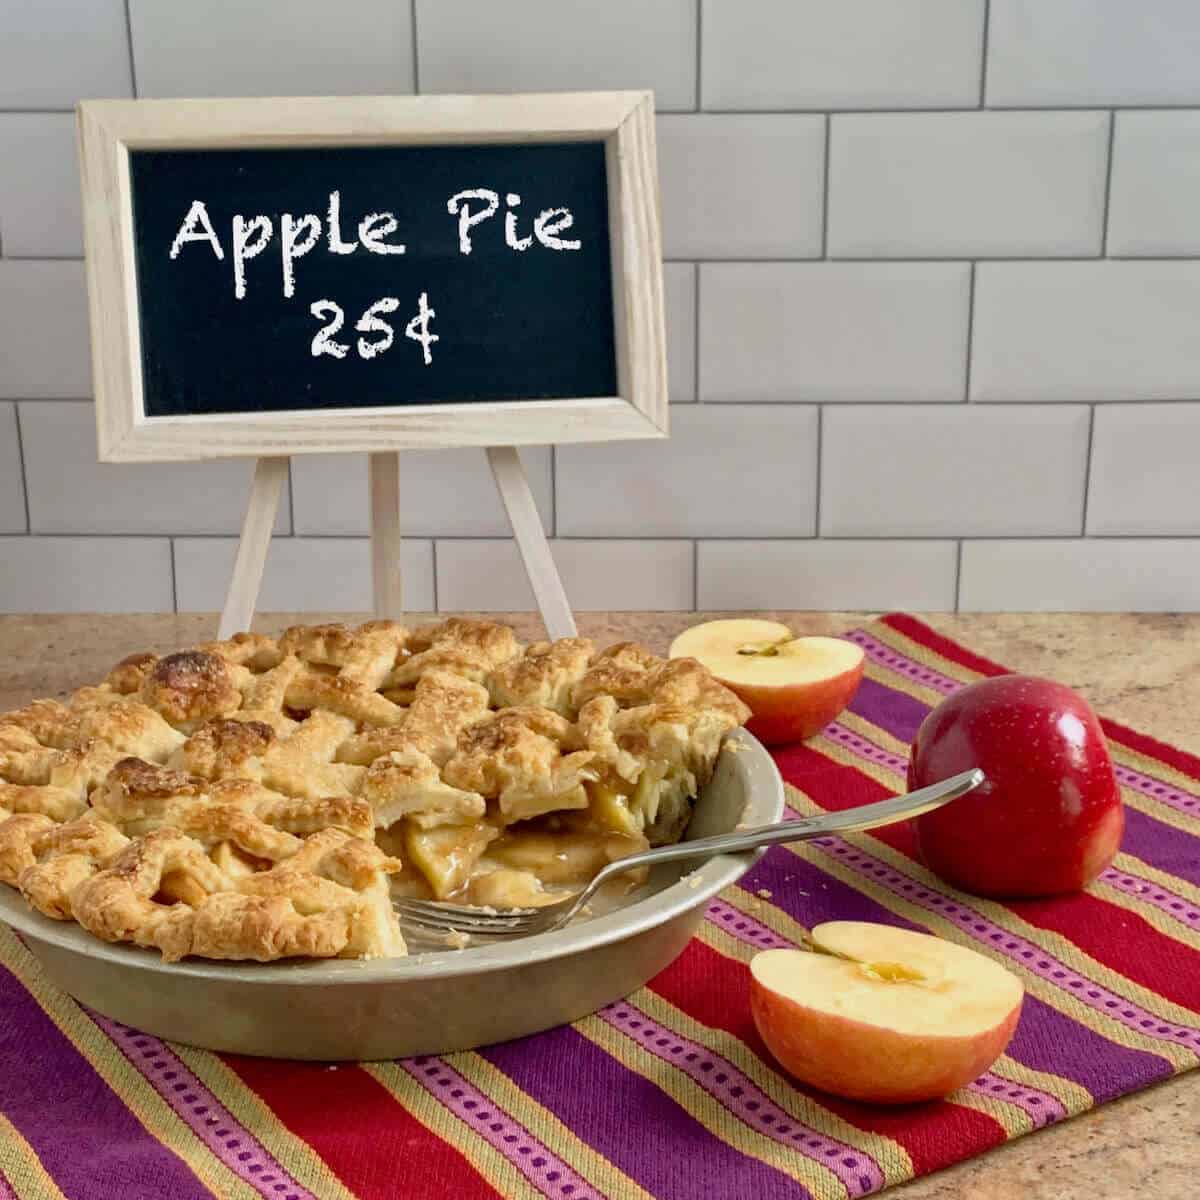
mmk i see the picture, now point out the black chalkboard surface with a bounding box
[129,141,617,417]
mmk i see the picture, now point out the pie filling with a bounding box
[0,619,751,962]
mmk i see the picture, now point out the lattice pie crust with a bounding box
[0,619,750,963]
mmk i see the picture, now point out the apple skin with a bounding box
[750,979,1020,1105]
[735,659,864,745]
[908,675,1123,898]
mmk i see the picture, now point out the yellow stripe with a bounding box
[950,1085,1031,1139]
[171,1045,356,1200]
[0,1115,68,1200]
[1118,778,1200,842]
[721,885,815,947]
[1113,851,1200,908]
[862,660,946,710]
[1110,738,1200,799]
[451,1052,657,1200]
[990,1054,1094,1116]
[629,986,915,1187]
[864,622,988,687]
[0,927,255,1200]
[777,803,1196,1072]
[574,1010,861,1198]
[365,1061,542,1200]
[835,709,912,759]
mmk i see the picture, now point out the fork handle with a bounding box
[587,767,984,894]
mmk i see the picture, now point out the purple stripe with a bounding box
[847,676,930,745]
[846,630,963,696]
[603,999,884,1198]
[704,898,793,951]
[1101,866,1200,934]
[0,965,211,1200]
[401,1058,598,1200]
[967,1073,1066,1129]
[809,836,1200,1057]
[1119,805,1200,887]
[88,1012,312,1200]
[1114,761,1200,820]
[824,722,909,774]
[1006,994,1171,1103]
[483,1026,811,1200]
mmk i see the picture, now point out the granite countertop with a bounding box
[1,611,1197,1197]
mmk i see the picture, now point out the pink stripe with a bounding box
[705,897,793,950]
[851,626,1200,822]
[824,721,909,774]
[1101,866,1200,934]
[806,836,1200,1057]
[967,1073,1067,1128]
[846,630,963,695]
[401,1057,599,1200]
[598,1000,885,1198]
[1114,762,1200,820]
[87,1012,313,1200]
[0,1169,17,1200]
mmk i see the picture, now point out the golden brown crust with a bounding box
[0,619,749,961]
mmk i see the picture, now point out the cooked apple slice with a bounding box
[750,921,1023,1104]
[669,619,864,745]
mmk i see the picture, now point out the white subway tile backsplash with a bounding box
[987,1,1200,107]
[828,112,1107,258]
[435,539,694,612]
[0,406,26,534]
[1087,405,1200,536]
[657,116,824,259]
[699,263,968,403]
[664,263,696,403]
[821,406,1089,537]
[1107,112,1200,256]
[960,539,1200,612]
[557,406,818,537]
[129,0,414,98]
[698,540,957,611]
[416,0,696,111]
[20,403,290,536]
[173,538,434,614]
[0,261,91,399]
[0,0,131,109]
[701,0,984,110]
[972,262,1200,403]
[291,448,551,537]
[0,538,172,613]
[0,115,82,258]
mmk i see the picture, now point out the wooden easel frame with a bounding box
[78,91,666,639]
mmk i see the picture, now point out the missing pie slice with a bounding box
[0,619,750,963]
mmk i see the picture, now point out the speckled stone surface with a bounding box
[1,611,1197,1196]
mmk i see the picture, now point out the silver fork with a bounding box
[393,767,984,944]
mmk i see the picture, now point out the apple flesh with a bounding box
[669,619,864,745]
[750,921,1023,1104]
[908,675,1123,898]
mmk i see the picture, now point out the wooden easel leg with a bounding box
[217,455,288,639]
[486,445,577,640]
[369,451,403,620]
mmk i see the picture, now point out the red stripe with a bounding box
[1101,715,1200,780]
[879,614,1008,678]
[780,742,1200,1011]
[224,1057,496,1200]
[649,939,1006,1175]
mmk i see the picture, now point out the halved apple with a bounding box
[750,922,1023,1104]
[669,619,864,745]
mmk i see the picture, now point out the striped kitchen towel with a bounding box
[1,613,1197,1199]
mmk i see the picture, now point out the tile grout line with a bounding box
[979,0,991,108]
[814,404,824,535]
[692,539,699,611]
[121,0,139,96]
[694,0,702,112]
[409,0,420,93]
[168,537,178,613]
[549,445,557,535]
[286,460,296,535]
[692,263,701,401]
[430,538,439,613]
[1101,110,1116,256]
[12,404,31,533]
[1080,404,1096,536]
[954,539,964,611]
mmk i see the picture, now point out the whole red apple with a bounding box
[908,675,1123,897]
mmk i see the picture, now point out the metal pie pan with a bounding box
[0,729,783,1061]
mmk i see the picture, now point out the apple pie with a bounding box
[0,619,750,963]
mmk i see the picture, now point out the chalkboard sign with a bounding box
[77,93,665,462]
[130,141,617,417]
